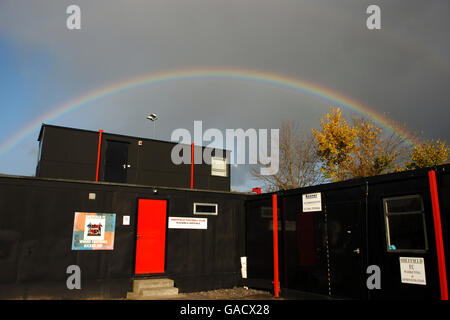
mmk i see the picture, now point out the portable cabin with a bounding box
[36,124,230,192]
[245,164,449,300]
[0,173,246,299]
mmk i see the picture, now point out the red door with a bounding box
[135,199,167,274]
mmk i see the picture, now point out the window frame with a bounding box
[193,202,219,216]
[383,194,429,253]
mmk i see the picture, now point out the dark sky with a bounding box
[0,0,449,191]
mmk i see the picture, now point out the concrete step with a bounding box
[140,287,179,297]
[126,288,180,300]
[127,278,179,300]
[133,278,175,293]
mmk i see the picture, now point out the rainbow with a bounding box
[0,67,420,157]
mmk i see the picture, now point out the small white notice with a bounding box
[399,257,426,285]
[211,157,227,177]
[241,256,247,279]
[123,215,130,226]
[168,217,208,230]
[302,192,322,212]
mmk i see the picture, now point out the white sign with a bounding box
[399,257,426,285]
[241,256,247,279]
[168,217,208,230]
[211,157,227,177]
[122,215,130,226]
[302,192,322,212]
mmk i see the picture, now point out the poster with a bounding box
[72,212,116,250]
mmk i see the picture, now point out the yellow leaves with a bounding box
[312,107,356,165]
[405,139,450,170]
[312,106,401,181]
[313,106,449,182]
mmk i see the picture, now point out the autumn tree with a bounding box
[404,139,450,170]
[312,107,408,182]
[251,121,325,191]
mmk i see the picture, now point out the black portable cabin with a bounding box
[245,164,450,300]
[36,124,230,192]
[0,174,246,299]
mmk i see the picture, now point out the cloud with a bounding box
[0,0,449,188]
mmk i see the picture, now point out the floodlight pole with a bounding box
[147,114,158,139]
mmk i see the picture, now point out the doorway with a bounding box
[135,199,167,274]
[326,201,364,299]
[104,140,129,183]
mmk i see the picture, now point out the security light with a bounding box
[146,114,158,138]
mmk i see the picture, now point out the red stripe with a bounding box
[428,170,448,300]
[95,130,103,182]
[191,143,194,189]
[273,194,280,298]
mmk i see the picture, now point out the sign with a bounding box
[241,257,247,279]
[168,217,208,230]
[211,157,227,177]
[399,257,426,285]
[72,212,116,250]
[302,192,322,212]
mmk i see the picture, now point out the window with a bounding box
[194,203,218,215]
[383,195,428,252]
[260,206,280,219]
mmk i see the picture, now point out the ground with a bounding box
[171,287,278,300]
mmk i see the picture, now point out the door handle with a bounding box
[353,248,360,254]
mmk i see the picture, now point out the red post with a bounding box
[190,143,195,189]
[272,194,280,298]
[95,130,104,182]
[428,170,448,300]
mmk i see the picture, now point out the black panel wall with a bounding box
[245,164,450,300]
[0,175,246,299]
[37,126,99,181]
[36,124,231,192]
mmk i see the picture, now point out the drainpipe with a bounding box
[365,180,370,300]
[95,130,103,182]
[428,170,448,300]
[272,193,280,298]
[191,143,194,189]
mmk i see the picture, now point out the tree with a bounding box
[404,139,450,170]
[251,121,325,191]
[312,107,409,182]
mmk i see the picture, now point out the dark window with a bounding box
[193,203,218,215]
[383,195,428,252]
[260,207,280,219]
